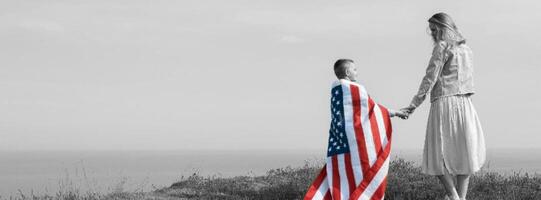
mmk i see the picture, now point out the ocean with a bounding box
[0,148,540,196]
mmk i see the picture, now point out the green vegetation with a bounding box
[5,159,541,200]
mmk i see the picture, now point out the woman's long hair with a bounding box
[428,13,466,46]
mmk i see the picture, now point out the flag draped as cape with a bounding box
[304,79,393,200]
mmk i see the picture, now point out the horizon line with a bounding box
[0,147,539,152]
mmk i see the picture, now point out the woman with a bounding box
[402,13,486,200]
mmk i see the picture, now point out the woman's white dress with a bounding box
[422,94,486,175]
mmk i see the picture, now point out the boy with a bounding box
[304,59,406,200]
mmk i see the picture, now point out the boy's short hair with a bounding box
[334,59,354,79]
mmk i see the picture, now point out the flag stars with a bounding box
[327,86,350,157]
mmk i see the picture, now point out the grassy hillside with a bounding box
[6,158,541,200]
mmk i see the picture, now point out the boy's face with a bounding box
[345,62,358,81]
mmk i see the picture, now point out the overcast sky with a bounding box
[1,0,540,151]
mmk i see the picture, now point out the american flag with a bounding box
[304,79,393,200]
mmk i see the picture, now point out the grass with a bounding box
[5,158,541,200]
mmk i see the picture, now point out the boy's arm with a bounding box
[388,108,398,117]
[387,108,395,117]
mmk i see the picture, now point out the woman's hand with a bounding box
[401,105,416,115]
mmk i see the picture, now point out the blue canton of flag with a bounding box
[327,86,349,157]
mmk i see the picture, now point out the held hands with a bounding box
[394,105,416,120]
[390,105,417,120]
[394,110,409,120]
[390,109,409,120]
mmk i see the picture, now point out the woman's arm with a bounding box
[404,41,448,113]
